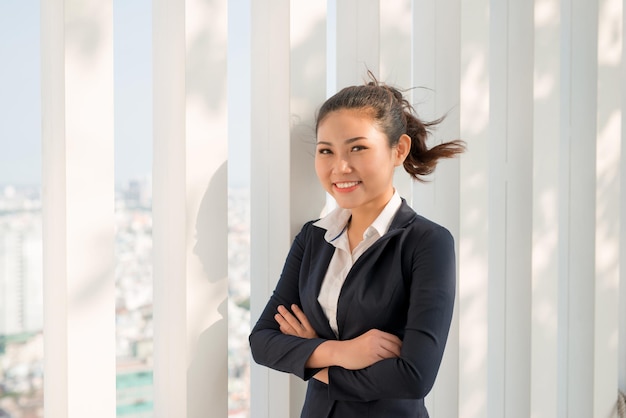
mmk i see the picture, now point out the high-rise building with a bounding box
[0,211,43,336]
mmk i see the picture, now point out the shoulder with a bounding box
[409,213,453,239]
[390,203,455,258]
[403,216,454,260]
[293,219,327,244]
[393,200,454,242]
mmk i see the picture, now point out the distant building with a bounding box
[0,212,43,336]
[118,178,152,210]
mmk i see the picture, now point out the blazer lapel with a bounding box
[388,198,417,231]
[334,230,400,338]
[335,199,417,339]
[304,235,337,339]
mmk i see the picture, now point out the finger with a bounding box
[386,344,402,357]
[366,330,401,357]
[292,305,319,338]
[377,330,402,344]
[277,305,296,324]
[278,305,305,334]
[277,305,299,325]
[291,304,312,329]
[274,313,288,330]
[380,339,402,357]
[275,313,300,336]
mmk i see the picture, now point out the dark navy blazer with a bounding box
[249,199,456,418]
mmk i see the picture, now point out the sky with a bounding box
[0,0,42,186]
[0,0,250,188]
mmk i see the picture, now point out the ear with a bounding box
[394,134,411,166]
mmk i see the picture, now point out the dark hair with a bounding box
[315,75,465,181]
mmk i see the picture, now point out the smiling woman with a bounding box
[249,77,465,418]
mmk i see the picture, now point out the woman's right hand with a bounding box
[337,329,402,370]
[275,304,318,339]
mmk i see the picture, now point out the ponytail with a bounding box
[403,113,466,180]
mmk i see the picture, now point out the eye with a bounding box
[351,145,367,152]
[317,148,332,155]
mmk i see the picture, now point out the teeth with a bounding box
[335,181,360,189]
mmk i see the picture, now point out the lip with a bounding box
[333,181,361,193]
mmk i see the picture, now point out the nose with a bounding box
[333,156,352,173]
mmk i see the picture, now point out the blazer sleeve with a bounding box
[327,224,456,401]
[248,222,326,381]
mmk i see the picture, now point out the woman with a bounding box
[249,77,465,417]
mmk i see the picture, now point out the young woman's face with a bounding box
[315,109,408,214]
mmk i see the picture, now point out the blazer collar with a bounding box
[388,198,418,231]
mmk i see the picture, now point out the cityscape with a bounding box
[0,182,251,418]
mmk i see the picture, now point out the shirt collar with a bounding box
[369,190,402,237]
[314,190,402,243]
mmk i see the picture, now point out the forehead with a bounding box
[316,109,384,142]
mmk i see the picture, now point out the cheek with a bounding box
[364,155,395,182]
[314,159,326,181]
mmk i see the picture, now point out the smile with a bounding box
[334,181,361,190]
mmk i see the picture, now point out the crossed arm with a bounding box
[274,303,402,383]
[250,221,456,401]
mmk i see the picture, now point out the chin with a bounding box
[333,198,360,210]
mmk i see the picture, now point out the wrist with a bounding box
[328,340,350,368]
[306,340,343,368]
[326,340,345,368]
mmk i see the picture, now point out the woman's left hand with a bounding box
[275,304,318,339]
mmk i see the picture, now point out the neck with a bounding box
[349,209,379,234]
[349,188,394,230]
[346,205,384,252]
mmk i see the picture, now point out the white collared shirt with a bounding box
[313,190,402,336]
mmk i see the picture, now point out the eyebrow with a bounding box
[316,136,367,146]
